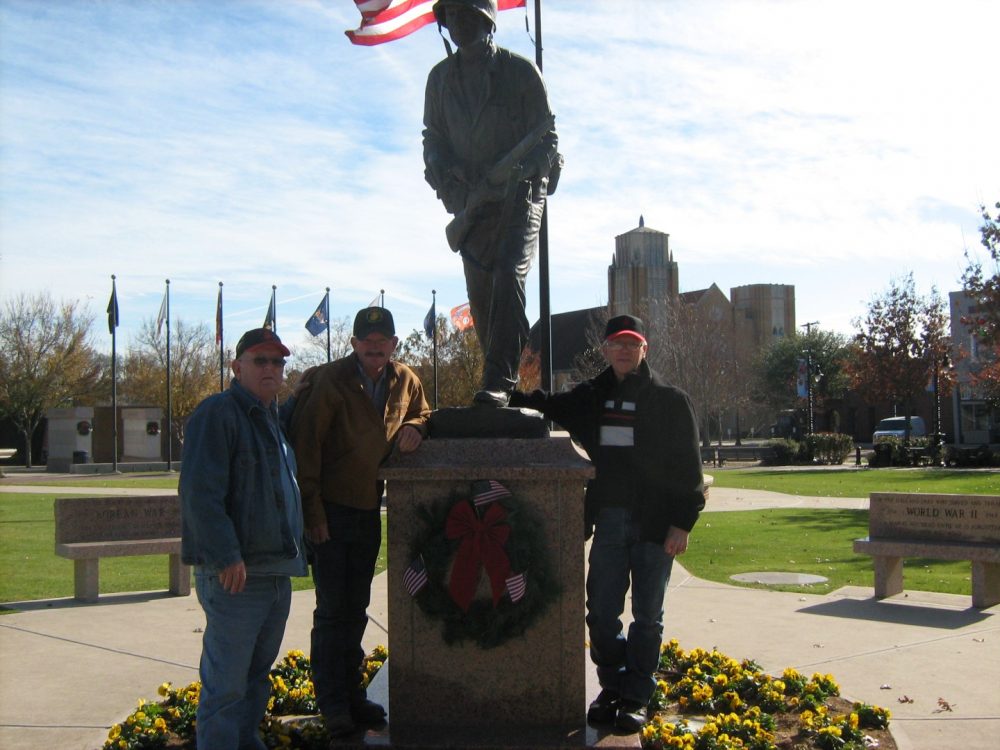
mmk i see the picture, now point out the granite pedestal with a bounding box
[378,437,596,748]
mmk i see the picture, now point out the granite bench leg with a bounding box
[73,558,100,603]
[872,555,903,599]
[169,554,191,597]
[971,561,1000,609]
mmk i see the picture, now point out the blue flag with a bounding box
[305,293,329,336]
[423,301,435,339]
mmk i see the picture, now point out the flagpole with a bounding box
[380,288,385,308]
[109,275,119,472]
[432,289,438,410]
[165,279,172,471]
[271,285,277,334]
[217,282,225,392]
[325,288,332,363]
[534,0,553,392]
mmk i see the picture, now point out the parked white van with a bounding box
[872,416,927,442]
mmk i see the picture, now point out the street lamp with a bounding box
[932,353,951,448]
[800,322,820,435]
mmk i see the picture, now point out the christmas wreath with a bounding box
[403,479,561,649]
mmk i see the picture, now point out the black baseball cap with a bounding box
[353,307,396,339]
[604,314,646,343]
[235,328,290,358]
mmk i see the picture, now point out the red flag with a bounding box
[450,301,473,331]
[345,0,525,46]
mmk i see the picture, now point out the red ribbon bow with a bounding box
[444,499,511,612]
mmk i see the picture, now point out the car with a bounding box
[872,416,927,442]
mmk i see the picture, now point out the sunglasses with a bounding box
[250,356,287,368]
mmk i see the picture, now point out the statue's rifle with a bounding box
[444,114,555,255]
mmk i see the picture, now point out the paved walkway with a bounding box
[0,482,997,749]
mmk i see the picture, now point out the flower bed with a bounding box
[643,640,893,750]
[101,641,893,750]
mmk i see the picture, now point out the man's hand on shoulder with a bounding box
[396,424,423,454]
[219,560,247,594]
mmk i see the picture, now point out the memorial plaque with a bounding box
[868,492,1000,544]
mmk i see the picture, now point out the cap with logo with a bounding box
[353,307,396,339]
[236,328,291,358]
[604,314,647,344]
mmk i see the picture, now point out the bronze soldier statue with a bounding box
[423,0,560,407]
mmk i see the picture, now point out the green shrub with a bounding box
[764,439,798,465]
[803,432,854,464]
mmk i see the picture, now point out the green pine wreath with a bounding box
[408,485,561,649]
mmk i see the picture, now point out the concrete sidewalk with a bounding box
[1,487,997,749]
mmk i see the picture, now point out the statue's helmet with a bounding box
[432,0,498,31]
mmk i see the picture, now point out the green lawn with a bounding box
[708,467,999,497]
[0,490,386,607]
[683,507,972,595]
[1,467,994,607]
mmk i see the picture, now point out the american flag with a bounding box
[345,0,525,46]
[506,572,526,603]
[403,555,428,596]
[472,479,511,507]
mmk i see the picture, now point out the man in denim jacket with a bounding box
[181,327,307,750]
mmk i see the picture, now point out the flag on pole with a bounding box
[368,290,384,308]
[215,285,223,346]
[471,479,511,508]
[423,299,436,339]
[345,0,525,46]
[156,286,168,336]
[107,280,119,334]
[403,555,428,596]
[450,302,473,331]
[796,359,808,398]
[505,572,526,603]
[263,290,276,331]
[305,292,330,336]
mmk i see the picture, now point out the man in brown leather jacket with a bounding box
[423,0,559,407]
[289,306,430,739]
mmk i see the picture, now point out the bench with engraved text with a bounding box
[853,492,1000,609]
[54,495,191,603]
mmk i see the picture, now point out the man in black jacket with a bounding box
[509,314,704,733]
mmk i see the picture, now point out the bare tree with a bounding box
[119,318,218,445]
[647,297,745,446]
[396,316,482,407]
[0,293,104,466]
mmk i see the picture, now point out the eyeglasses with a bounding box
[250,356,286,368]
[604,340,644,351]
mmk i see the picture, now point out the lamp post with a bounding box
[932,353,951,448]
[800,321,820,435]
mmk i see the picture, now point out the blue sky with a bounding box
[2,0,998,360]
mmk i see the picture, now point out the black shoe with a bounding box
[323,710,356,739]
[614,700,648,733]
[473,389,510,407]
[350,698,386,725]
[587,688,620,725]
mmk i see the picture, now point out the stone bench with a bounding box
[54,495,190,603]
[853,492,1000,608]
[700,445,776,467]
[0,448,15,478]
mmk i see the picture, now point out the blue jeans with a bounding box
[310,503,381,717]
[195,573,291,750]
[586,507,674,706]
